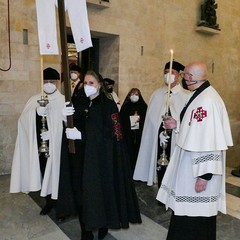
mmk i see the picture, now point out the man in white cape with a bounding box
[10,68,66,218]
[156,61,233,240]
[133,61,190,188]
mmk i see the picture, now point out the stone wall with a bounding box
[0,0,239,174]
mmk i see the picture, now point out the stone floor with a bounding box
[0,167,240,239]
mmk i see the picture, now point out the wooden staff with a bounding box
[57,0,75,153]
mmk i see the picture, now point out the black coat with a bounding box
[55,129,77,217]
[71,82,86,109]
[120,98,147,174]
[73,92,142,230]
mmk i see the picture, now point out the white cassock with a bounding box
[156,85,233,216]
[10,90,65,200]
[133,84,190,185]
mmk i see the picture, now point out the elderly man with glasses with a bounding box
[157,61,233,240]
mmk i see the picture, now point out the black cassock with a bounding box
[71,92,142,230]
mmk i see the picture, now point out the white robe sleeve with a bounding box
[191,150,223,178]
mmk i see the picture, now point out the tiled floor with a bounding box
[1,167,240,239]
[0,174,69,240]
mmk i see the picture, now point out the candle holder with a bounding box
[37,96,50,158]
[37,95,48,107]
[157,113,170,171]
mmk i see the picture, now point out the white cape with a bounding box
[133,84,190,185]
[177,86,233,151]
[10,90,65,199]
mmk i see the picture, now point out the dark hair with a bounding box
[126,88,141,99]
[122,88,146,106]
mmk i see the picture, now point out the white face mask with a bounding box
[43,83,56,94]
[84,85,98,97]
[130,94,139,103]
[70,73,78,81]
[164,73,175,84]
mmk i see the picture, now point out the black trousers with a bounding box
[157,166,167,188]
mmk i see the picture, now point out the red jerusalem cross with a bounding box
[46,43,51,49]
[193,107,207,122]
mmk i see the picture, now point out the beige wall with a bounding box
[0,0,239,174]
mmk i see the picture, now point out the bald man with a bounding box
[156,61,233,240]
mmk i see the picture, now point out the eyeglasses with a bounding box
[180,72,194,79]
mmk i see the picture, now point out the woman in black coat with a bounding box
[120,88,147,175]
[65,71,142,240]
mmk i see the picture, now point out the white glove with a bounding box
[62,101,75,121]
[37,106,47,116]
[159,131,170,146]
[40,131,50,141]
[66,127,82,140]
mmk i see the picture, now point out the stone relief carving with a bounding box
[198,0,220,30]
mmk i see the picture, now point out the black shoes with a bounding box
[81,231,94,240]
[56,216,66,222]
[80,222,108,240]
[40,204,53,215]
[98,227,108,240]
